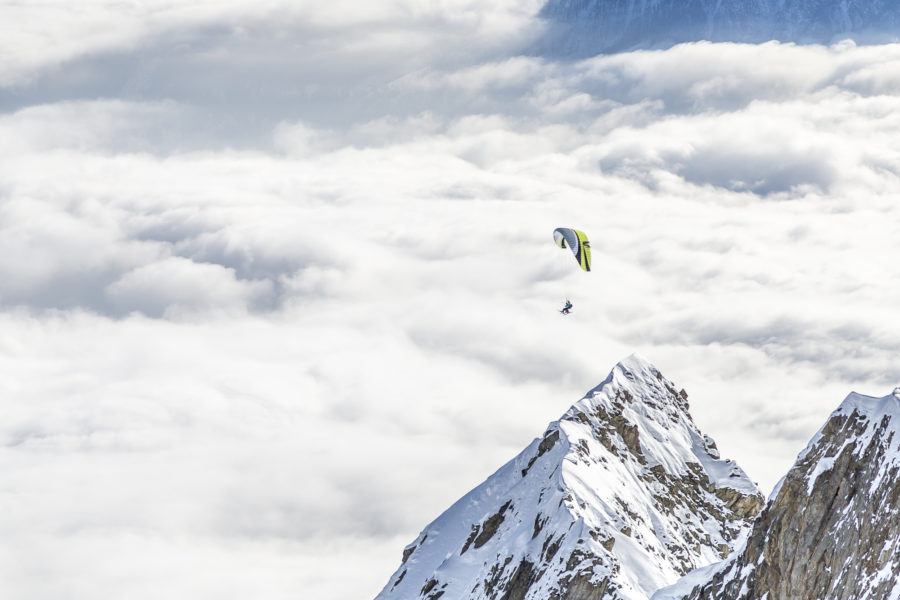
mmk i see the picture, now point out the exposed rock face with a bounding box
[538,0,900,56]
[682,391,900,600]
[374,355,764,600]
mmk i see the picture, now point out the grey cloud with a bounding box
[744,408,828,447]
[676,146,836,194]
[1,2,545,149]
[622,309,900,387]
[105,257,273,318]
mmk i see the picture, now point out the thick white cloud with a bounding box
[4,4,900,599]
[105,256,273,317]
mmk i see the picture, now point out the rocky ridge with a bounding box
[671,389,900,600]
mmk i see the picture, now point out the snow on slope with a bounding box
[374,355,763,600]
[682,388,900,600]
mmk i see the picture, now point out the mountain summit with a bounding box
[374,355,764,600]
[538,0,900,56]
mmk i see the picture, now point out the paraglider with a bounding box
[553,228,590,315]
[553,227,591,271]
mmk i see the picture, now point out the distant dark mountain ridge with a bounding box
[539,0,900,56]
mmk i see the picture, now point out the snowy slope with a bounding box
[678,388,900,600]
[538,0,900,56]
[374,355,763,600]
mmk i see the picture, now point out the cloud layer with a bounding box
[3,2,900,599]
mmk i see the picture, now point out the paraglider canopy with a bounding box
[553,227,591,272]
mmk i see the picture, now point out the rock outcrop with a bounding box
[680,390,900,600]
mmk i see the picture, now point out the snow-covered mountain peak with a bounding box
[565,354,757,496]
[375,356,763,600]
[795,389,900,465]
[840,389,900,412]
[580,353,690,415]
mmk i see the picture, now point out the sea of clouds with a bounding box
[3,1,900,599]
